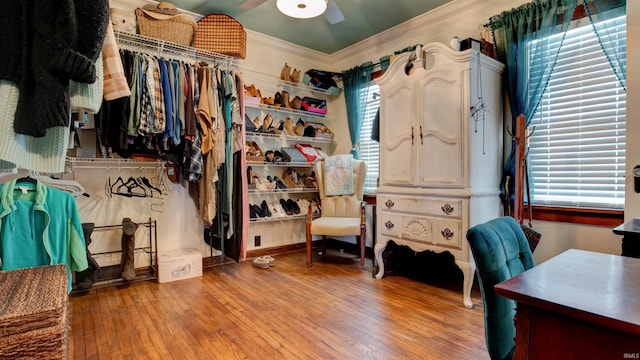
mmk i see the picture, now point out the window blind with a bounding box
[528,16,626,209]
[359,84,380,193]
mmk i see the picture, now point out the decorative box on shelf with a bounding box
[244,96,261,107]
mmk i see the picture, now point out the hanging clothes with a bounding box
[0,179,88,293]
[96,47,245,260]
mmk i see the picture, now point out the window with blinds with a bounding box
[528,15,626,209]
[359,84,380,193]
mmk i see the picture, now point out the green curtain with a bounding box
[490,0,577,207]
[342,62,373,158]
[583,0,626,90]
[491,0,577,128]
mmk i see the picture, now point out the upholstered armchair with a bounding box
[305,158,367,269]
[465,216,535,360]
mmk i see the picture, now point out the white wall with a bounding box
[625,0,640,219]
[101,0,631,260]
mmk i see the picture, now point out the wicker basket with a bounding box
[0,265,69,359]
[194,14,246,59]
[135,8,197,46]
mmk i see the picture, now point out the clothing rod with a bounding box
[70,165,164,170]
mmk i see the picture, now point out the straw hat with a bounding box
[140,2,186,19]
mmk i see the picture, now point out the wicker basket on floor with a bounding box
[135,8,197,46]
[0,265,69,360]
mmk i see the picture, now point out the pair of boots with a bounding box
[280,63,301,84]
[121,218,139,281]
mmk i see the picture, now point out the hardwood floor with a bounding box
[69,251,489,360]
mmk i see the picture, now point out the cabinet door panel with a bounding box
[380,81,415,186]
[417,71,464,188]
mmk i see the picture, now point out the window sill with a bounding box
[528,205,623,227]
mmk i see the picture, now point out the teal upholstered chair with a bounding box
[466,216,535,360]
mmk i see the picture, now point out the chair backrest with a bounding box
[466,216,535,360]
[314,159,367,218]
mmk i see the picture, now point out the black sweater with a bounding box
[0,0,109,137]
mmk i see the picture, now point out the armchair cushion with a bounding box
[320,195,362,218]
[466,216,535,360]
[310,216,362,236]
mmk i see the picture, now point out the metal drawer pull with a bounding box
[441,203,454,215]
[441,228,454,240]
[385,199,395,209]
[385,221,395,230]
[411,126,414,145]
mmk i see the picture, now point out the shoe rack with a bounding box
[244,74,339,227]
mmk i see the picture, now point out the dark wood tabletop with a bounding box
[495,249,640,336]
[613,218,640,236]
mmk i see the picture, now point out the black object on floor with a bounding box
[382,240,463,285]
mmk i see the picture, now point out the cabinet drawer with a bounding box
[379,195,462,218]
[400,215,433,243]
[433,218,462,250]
[379,212,401,238]
[379,211,434,244]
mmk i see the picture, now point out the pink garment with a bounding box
[102,20,131,100]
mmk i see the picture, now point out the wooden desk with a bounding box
[495,249,640,360]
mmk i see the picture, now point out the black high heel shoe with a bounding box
[274,176,288,190]
[265,150,275,163]
[260,200,272,217]
[280,198,293,215]
[287,199,301,215]
[273,150,287,163]
[274,92,283,106]
[252,204,266,218]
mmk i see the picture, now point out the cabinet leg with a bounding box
[373,241,387,279]
[456,260,475,309]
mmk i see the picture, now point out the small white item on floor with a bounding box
[252,255,275,269]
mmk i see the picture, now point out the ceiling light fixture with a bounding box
[276,0,327,19]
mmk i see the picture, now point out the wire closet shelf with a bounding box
[114,30,241,68]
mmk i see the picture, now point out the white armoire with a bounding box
[374,42,504,308]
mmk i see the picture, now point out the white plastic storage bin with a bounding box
[157,248,203,283]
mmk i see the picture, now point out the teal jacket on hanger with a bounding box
[0,179,88,293]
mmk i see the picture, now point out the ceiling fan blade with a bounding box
[324,0,345,24]
[239,0,268,10]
